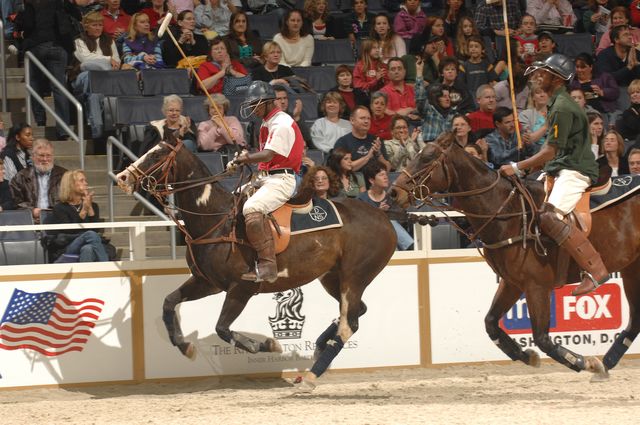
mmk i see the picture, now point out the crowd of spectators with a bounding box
[3,0,640,254]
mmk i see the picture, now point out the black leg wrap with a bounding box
[162,310,182,346]
[603,330,634,370]
[310,335,344,378]
[486,319,526,362]
[231,331,261,354]
[315,321,339,353]
[547,344,585,372]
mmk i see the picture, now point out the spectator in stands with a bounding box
[632,0,640,28]
[335,106,391,171]
[467,85,497,133]
[460,35,498,103]
[140,0,169,30]
[570,88,600,115]
[438,57,474,114]
[368,91,392,140]
[223,11,263,70]
[393,0,426,40]
[300,166,340,199]
[596,25,640,87]
[599,130,628,175]
[303,0,340,40]
[101,0,131,41]
[494,60,530,112]
[141,95,198,155]
[569,52,620,120]
[273,9,315,67]
[628,148,640,174]
[444,0,470,39]
[195,0,236,38]
[358,163,413,251]
[486,107,535,168]
[474,0,522,37]
[588,111,605,158]
[197,94,245,153]
[21,0,75,140]
[331,65,370,118]
[44,169,110,263]
[273,86,312,148]
[519,85,549,154]
[420,16,454,58]
[616,80,640,140]
[596,7,640,54]
[452,114,488,160]
[10,138,66,223]
[465,143,485,161]
[514,14,538,65]
[122,13,166,70]
[311,92,352,153]
[71,11,121,140]
[370,13,406,63]
[536,31,557,59]
[353,39,388,93]
[495,38,525,80]
[416,82,455,142]
[162,10,209,68]
[326,147,366,198]
[380,58,419,120]
[403,35,440,84]
[0,162,16,211]
[584,0,616,39]
[384,115,423,171]
[1,123,33,183]
[345,0,374,47]
[526,0,576,28]
[454,15,483,61]
[251,41,294,86]
[197,37,250,95]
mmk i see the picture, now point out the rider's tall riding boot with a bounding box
[241,212,278,283]
[540,205,609,296]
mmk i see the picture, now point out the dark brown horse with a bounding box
[116,138,397,390]
[391,133,640,381]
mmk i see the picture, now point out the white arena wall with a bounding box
[0,250,638,390]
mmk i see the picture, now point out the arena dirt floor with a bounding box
[1,358,639,424]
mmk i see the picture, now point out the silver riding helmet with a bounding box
[240,81,277,119]
[524,53,576,81]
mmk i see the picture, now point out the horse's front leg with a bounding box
[215,283,282,354]
[526,285,609,381]
[162,275,221,358]
[485,278,540,367]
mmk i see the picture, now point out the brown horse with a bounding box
[115,138,397,389]
[391,133,640,380]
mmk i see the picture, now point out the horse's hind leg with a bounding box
[485,279,540,367]
[214,284,281,354]
[604,260,640,370]
[526,285,608,380]
[163,275,221,358]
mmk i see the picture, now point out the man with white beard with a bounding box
[10,139,67,223]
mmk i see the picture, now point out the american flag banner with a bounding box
[0,289,105,356]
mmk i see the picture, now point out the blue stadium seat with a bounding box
[0,210,45,265]
[296,93,321,121]
[312,39,355,64]
[306,149,325,165]
[89,70,139,96]
[140,69,191,96]
[181,96,210,123]
[196,152,225,175]
[292,66,337,92]
[248,13,280,40]
[431,223,462,250]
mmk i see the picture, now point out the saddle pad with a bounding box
[590,175,640,212]
[290,198,343,235]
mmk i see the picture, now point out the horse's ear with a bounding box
[164,130,179,146]
[433,131,455,149]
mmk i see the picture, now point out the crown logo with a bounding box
[269,289,305,339]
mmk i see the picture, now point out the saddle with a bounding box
[268,201,313,254]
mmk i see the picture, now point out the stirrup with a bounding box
[573,271,609,296]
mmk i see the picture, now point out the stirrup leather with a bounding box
[579,271,609,289]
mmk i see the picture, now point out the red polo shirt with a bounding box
[101,9,131,40]
[380,82,416,113]
[467,110,495,133]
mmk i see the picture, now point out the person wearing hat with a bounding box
[536,31,557,59]
[402,34,441,84]
[499,53,609,297]
[232,81,305,283]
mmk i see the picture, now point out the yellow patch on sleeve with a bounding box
[553,125,558,138]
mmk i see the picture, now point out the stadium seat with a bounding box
[88,70,140,133]
[292,66,337,92]
[196,152,225,175]
[306,149,325,165]
[181,96,210,123]
[140,69,191,96]
[248,13,280,40]
[554,33,593,58]
[0,210,45,265]
[312,39,355,64]
[296,93,321,121]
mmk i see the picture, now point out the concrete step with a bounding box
[0,79,25,100]
[56,154,108,171]
[145,245,187,259]
[109,229,177,246]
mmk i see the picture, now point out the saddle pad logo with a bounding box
[309,206,328,222]
[612,176,632,187]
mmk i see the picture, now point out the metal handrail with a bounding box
[24,51,85,169]
[0,19,7,112]
[107,136,177,259]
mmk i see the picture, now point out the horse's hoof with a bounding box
[264,338,283,353]
[178,342,196,359]
[525,349,541,368]
[292,378,316,395]
[585,356,609,382]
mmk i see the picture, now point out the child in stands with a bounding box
[353,39,388,93]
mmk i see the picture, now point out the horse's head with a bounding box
[116,133,186,196]
[390,132,455,209]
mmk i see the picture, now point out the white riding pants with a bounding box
[545,169,591,217]
[243,173,297,215]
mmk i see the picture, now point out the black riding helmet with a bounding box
[240,81,276,119]
[524,53,575,81]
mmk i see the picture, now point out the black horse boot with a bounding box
[241,212,278,283]
[539,204,609,296]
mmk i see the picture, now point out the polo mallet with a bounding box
[157,13,236,143]
[488,0,523,149]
